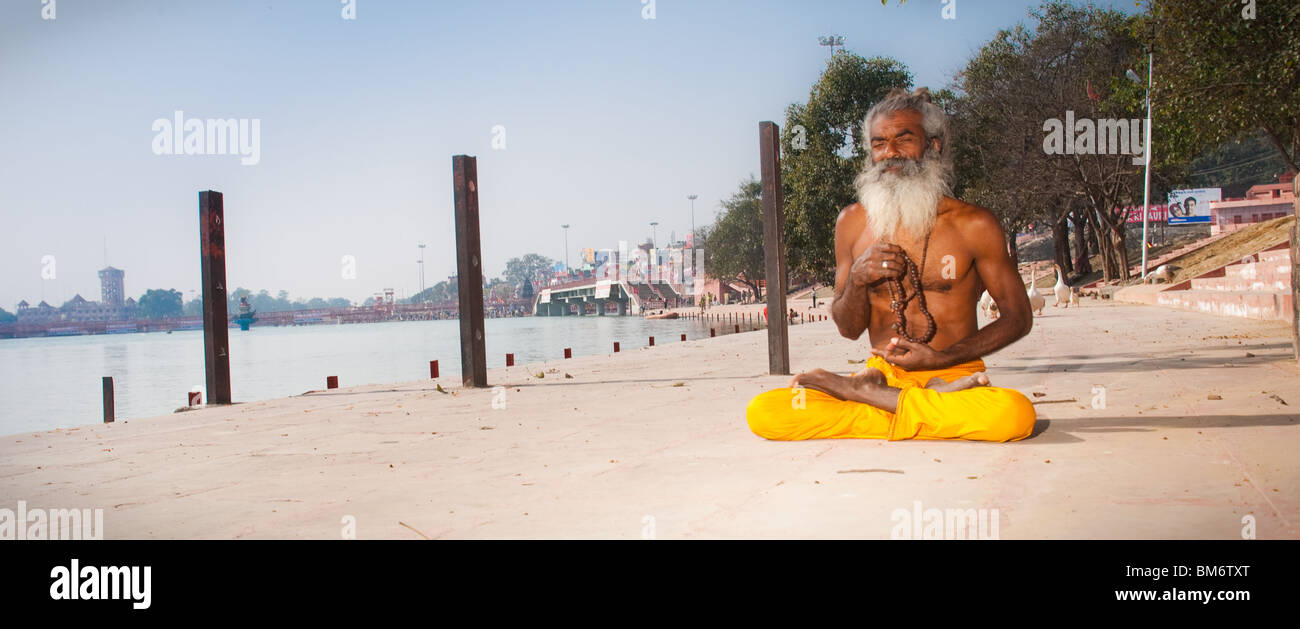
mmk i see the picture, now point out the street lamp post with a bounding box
[1127,52,1154,279]
[818,35,844,58]
[417,243,426,300]
[649,221,659,249]
[561,224,570,271]
[687,194,698,245]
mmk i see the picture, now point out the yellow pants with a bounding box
[746,356,1036,442]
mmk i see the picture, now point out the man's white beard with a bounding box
[854,152,951,242]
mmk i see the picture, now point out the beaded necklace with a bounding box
[886,231,937,344]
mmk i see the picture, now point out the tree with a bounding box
[0,308,15,324]
[1146,1,1300,174]
[699,177,766,298]
[137,289,183,320]
[503,254,555,296]
[782,53,914,283]
[183,298,203,316]
[953,2,1149,281]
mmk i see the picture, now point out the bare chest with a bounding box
[852,229,974,295]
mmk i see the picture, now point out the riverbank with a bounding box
[2,300,1296,539]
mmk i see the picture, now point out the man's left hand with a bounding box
[871,337,951,371]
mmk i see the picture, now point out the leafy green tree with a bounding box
[1145,1,1299,174]
[503,254,555,295]
[699,177,767,298]
[183,298,203,316]
[0,307,15,323]
[953,2,1149,281]
[782,53,913,283]
[137,289,183,320]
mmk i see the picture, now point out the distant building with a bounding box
[16,266,137,324]
[1210,173,1296,235]
[99,266,125,307]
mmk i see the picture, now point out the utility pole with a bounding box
[1127,52,1154,279]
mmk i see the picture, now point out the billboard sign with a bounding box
[1167,188,1220,224]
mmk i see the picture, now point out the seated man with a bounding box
[746,87,1036,442]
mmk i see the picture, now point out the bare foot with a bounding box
[790,367,900,412]
[924,372,990,393]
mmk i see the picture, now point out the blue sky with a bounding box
[0,0,1137,308]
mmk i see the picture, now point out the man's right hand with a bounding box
[849,243,906,288]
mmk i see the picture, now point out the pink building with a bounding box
[1209,173,1295,235]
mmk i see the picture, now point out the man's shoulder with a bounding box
[940,197,1001,232]
[837,202,867,224]
[835,202,867,237]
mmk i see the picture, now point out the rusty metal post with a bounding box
[430,360,439,379]
[453,156,488,387]
[199,191,232,404]
[649,336,655,347]
[327,376,338,389]
[680,333,686,342]
[506,353,515,367]
[564,348,572,359]
[102,376,114,423]
[1292,176,1298,360]
[613,342,620,353]
[759,122,791,375]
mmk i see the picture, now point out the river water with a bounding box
[0,315,752,435]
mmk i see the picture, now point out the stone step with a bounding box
[1190,276,1291,292]
[1150,290,1294,321]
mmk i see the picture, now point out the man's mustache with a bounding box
[871,157,925,176]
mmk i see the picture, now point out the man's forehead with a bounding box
[870,109,925,137]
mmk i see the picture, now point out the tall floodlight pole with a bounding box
[818,35,844,58]
[650,221,659,249]
[687,194,698,244]
[561,224,570,271]
[417,243,426,300]
[1128,52,1154,279]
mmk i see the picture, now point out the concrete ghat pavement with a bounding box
[1,300,1297,539]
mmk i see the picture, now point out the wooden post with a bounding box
[759,121,790,375]
[102,376,114,423]
[1291,175,1298,361]
[453,156,488,387]
[199,191,232,404]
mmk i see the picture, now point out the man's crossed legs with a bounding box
[745,357,1036,442]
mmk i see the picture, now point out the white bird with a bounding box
[979,290,996,319]
[1027,263,1046,315]
[1053,264,1071,307]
